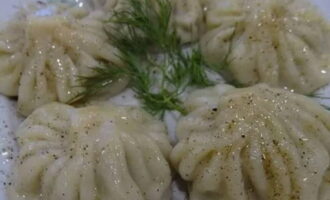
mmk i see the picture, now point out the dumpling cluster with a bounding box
[171,84,330,200]
[8,103,172,200]
[201,0,330,94]
[0,7,127,116]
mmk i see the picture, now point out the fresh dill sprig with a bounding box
[76,0,213,118]
[108,0,175,54]
[70,64,126,103]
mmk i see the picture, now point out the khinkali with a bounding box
[8,103,172,200]
[171,84,330,200]
[201,0,330,94]
[0,8,127,116]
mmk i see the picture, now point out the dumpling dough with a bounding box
[8,103,172,200]
[201,0,330,94]
[170,0,205,43]
[171,84,330,200]
[0,8,127,116]
[0,15,26,96]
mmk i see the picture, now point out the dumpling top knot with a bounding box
[171,84,330,200]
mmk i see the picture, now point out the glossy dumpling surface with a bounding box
[201,0,330,94]
[171,84,330,200]
[0,16,25,97]
[0,7,127,116]
[8,103,172,200]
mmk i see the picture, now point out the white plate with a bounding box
[0,0,329,200]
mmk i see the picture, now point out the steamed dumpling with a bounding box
[201,0,330,94]
[0,8,127,116]
[8,103,172,200]
[171,84,330,200]
[18,12,124,115]
[170,0,205,43]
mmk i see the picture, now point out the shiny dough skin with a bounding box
[201,0,330,94]
[171,84,330,200]
[8,103,172,200]
[0,8,127,116]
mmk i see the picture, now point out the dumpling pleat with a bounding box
[10,103,172,200]
[42,156,70,198]
[50,157,83,200]
[171,84,330,200]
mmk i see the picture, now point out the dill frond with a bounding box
[188,49,213,87]
[76,0,213,118]
[70,64,126,103]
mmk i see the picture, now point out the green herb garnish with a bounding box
[76,0,212,118]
